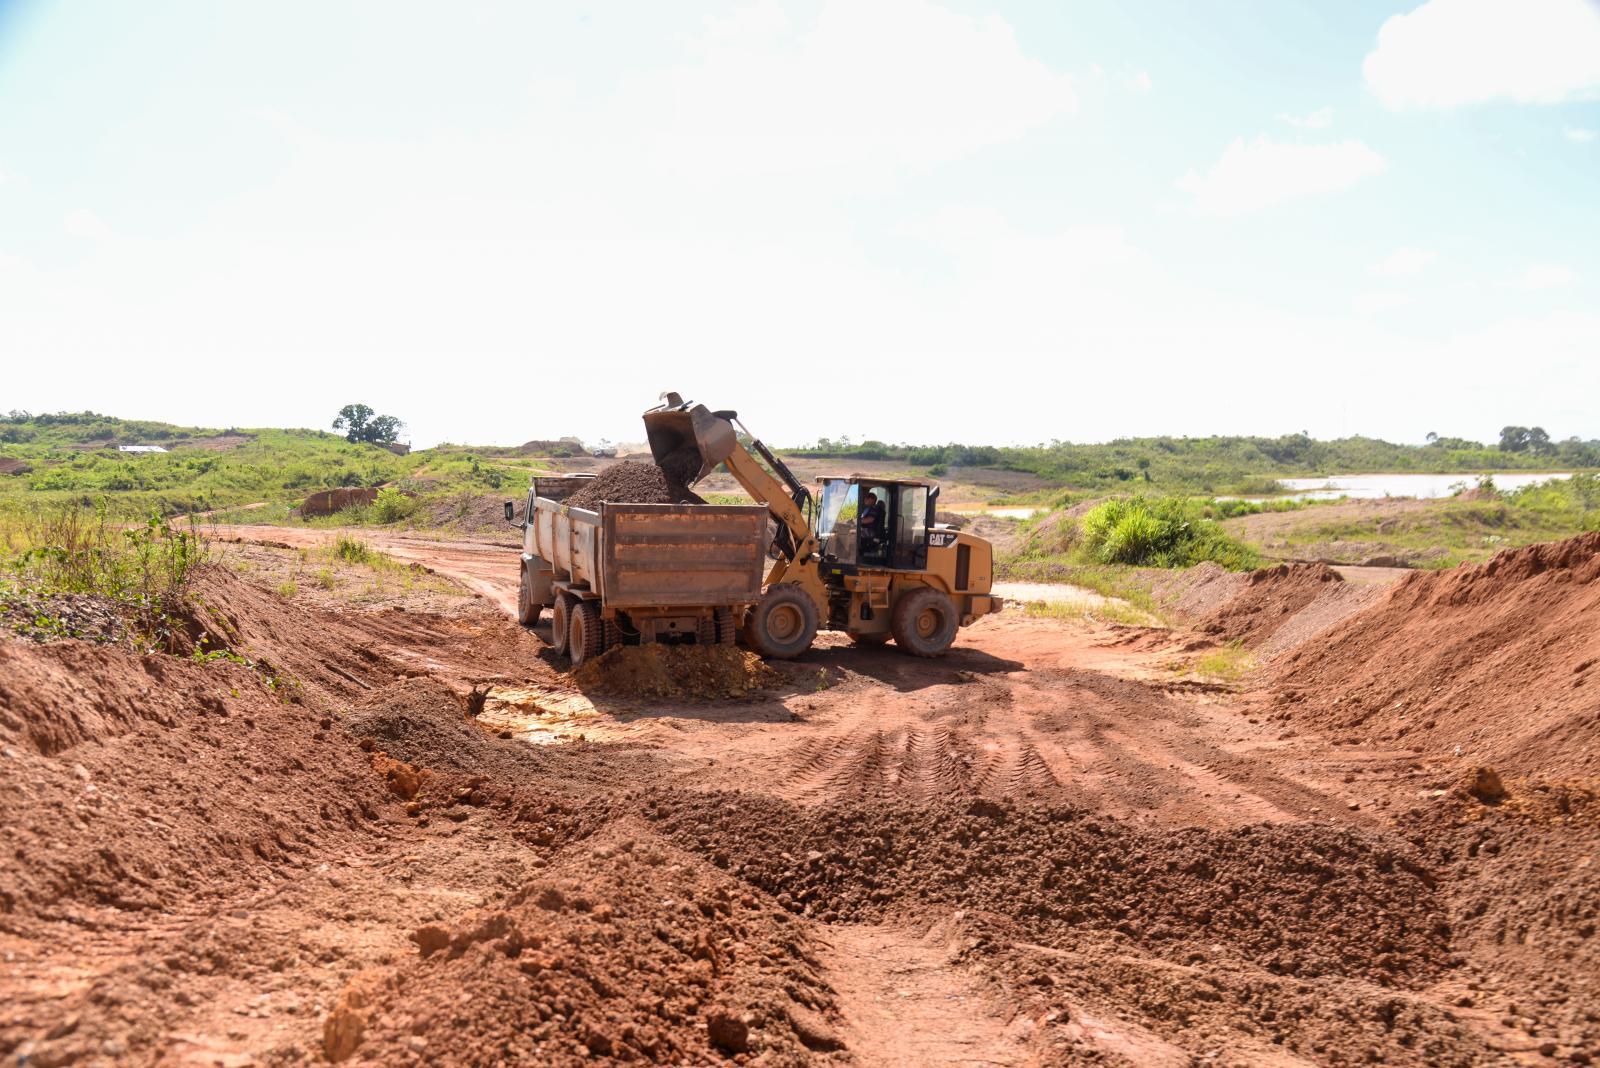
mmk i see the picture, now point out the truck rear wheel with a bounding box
[569,602,602,667]
[550,594,572,655]
[517,562,542,627]
[892,587,959,657]
[744,586,817,660]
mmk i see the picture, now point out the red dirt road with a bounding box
[4,526,1596,1066]
[206,524,1428,829]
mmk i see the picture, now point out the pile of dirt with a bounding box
[300,487,379,517]
[1397,779,1600,1058]
[565,461,701,509]
[423,492,519,535]
[186,567,405,707]
[336,823,846,1065]
[572,644,777,699]
[0,456,32,475]
[1196,562,1341,646]
[644,791,1449,987]
[0,636,387,923]
[1272,532,1600,775]
[1151,560,1247,619]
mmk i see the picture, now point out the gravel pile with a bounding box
[566,462,702,509]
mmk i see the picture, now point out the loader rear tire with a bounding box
[892,587,959,657]
[744,586,817,660]
[517,562,542,627]
[569,602,602,668]
[550,594,572,655]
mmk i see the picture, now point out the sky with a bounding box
[0,0,1597,449]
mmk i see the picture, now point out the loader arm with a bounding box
[642,394,827,602]
[719,442,818,581]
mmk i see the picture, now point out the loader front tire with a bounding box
[744,586,818,660]
[892,587,959,657]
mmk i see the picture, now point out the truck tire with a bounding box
[517,561,542,627]
[550,594,572,655]
[745,586,818,660]
[713,607,737,645]
[569,601,602,667]
[891,587,959,657]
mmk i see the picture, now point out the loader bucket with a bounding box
[642,402,737,487]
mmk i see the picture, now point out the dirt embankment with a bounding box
[1154,560,1385,661]
[1273,532,1600,776]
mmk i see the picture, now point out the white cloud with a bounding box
[634,0,1076,189]
[1126,69,1153,93]
[1279,106,1334,129]
[1364,0,1600,110]
[1566,126,1597,142]
[1503,263,1577,290]
[63,208,111,239]
[1176,136,1387,216]
[1370,246,1437,278]
[1353,291,1416,316]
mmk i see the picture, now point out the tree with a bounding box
[1498,425,1553,455]
[333,403,405,446]
[1498,426,1531,453]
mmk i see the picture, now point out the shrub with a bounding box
[371,487,415,523]
[0,502,211,647]
[1078,496,1261,570]
[332,535,373,565]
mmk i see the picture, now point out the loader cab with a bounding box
[815,476,935,571]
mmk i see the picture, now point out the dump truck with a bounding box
[643,393,1002,658]
[504,475,768,666]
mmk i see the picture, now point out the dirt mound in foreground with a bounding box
[342,823,844,1066]
[1197,562,1342,646]
[645,791,1448,987]
[1273,532,1600,774]
[1399,778,1600,1057]
[572,644,777,699]
[0,636,385,921]
[566,461,701,509]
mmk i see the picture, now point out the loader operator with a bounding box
[860,490,887,563]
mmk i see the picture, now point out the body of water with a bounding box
[1268,472,1574,501]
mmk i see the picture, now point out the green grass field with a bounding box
[5,412,1598,577]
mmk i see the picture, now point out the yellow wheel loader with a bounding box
[642,393,1003,658]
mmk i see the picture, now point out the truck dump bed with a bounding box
[527,477,766,609]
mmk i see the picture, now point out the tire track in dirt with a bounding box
[822,922,1031,1068]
